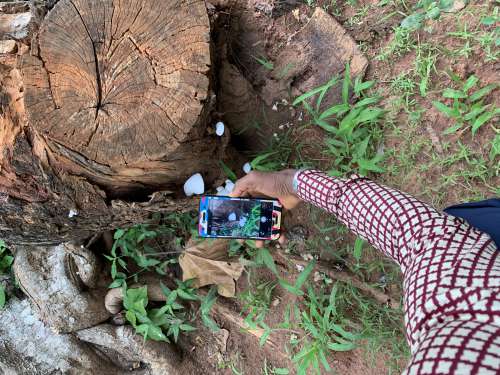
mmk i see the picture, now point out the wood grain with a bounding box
[22,0,222,194]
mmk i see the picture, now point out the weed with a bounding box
[294,64,386,176]
[254,55,274,71]
[240,280,276,324]
[414,43,438,97]
[376,26,414,61]
[432,74,499,135]
[106,213,219,343]
[390,72,417,106]
[105,213,194,288]
[263,359,290,374]
[401,0,457,30]
[0,240,14,309]
[290,284,359,374]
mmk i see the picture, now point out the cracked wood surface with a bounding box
[21,0,223,194]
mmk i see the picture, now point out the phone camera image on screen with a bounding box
[207,198,274,238]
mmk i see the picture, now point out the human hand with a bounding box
[230,169,301,247]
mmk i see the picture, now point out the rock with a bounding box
[0,40,17,54]
[0,297,114,374]
[76,324,181,374]
[14,243,111,333]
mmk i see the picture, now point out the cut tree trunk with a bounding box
[0,0,225,245]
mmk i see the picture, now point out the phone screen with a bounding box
[199,196,279,239]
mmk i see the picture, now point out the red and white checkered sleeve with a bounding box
[296,170,500,374]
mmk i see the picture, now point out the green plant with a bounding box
[0,240,14,309]
[122,281,219,343]
[294,64,386,176]
[254,55,274,70]
[376,26,414,60]
[263,359,290,375]
[415,44,438,97]
[291,284,358,374]
[491,132,500,161]
[240,280,276,324]
[432,75,499,135]
[401,0,460,30]
[105,213,194,288]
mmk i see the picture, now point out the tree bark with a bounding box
[0,0,226,245]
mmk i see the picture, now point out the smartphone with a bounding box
[199,196,282,240]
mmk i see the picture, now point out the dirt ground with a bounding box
[190,0,499,374]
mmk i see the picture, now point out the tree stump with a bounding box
[22,0,222,195]
[0,0,226,244]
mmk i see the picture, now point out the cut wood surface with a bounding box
[21,0,223,194]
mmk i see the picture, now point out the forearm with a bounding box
[295,170,443,270]
[295,170,500,374]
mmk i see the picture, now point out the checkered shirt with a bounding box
[296,170,500,374]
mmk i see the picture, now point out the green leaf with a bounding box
[472,111,499,135]
[259,326,272,346]
[0,286,6,309]
[318,348,331,372]
[442,88,467,99]
[108,278,124,288]
[273,368,290,375]
[295,260,316,289]
[443,123,462,135]
[354,79,375,97]
[259,248,278,275]
[318,104,349,120]
[353,238,364,261]
[490,134,500,160]
[114,229,125,240]
[254,56,274,70]
[353,96,380,108]
[126,310,137,327]
[330,324,358,341]
[464,105,488,121]
[357,158,386,173]
[433,101,459,118]
[111,261,117,279]
[179,324,197,332]
[220,161,237,182]
[293,76,339,106]
[202,313,220,332]
[342,63,351,104]
[401,12,425,29]
[116,257,127,270]
[327,341,356,351]
[279,279,303,296]
[147,324,169,342]
[177,289,198,301]
[463,75,479,92]
[469,84,498,102]
[426,6,440,20]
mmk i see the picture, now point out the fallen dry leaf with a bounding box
[179,239,244,297]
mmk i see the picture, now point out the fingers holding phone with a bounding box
[229,170,301,209]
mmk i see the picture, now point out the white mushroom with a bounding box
[224,180,235,193]
[215,121,225,136]
[183,173,205,197]
[242,162,252,174]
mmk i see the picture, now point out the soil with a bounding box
[194,0,499,374]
